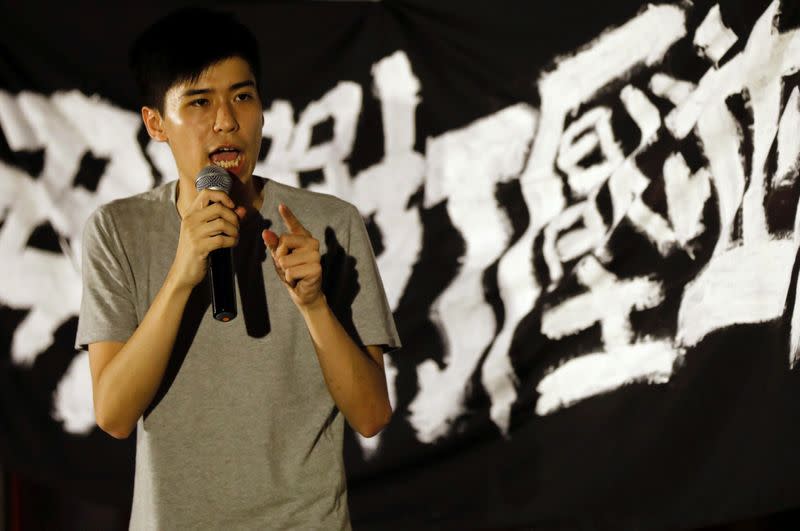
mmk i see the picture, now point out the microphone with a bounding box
[195,165,237,322]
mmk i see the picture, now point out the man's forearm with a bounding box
[299,296,392,438]
[93,272,192,438]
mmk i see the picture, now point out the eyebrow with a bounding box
[181,80,256,98]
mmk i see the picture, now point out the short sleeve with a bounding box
[74,206,138,350]
[322,204,401,352]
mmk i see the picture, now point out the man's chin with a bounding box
[228,168,257,188]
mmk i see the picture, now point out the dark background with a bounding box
[2,1,800,529]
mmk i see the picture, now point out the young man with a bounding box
[75,8,400,530]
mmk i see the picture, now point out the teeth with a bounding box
[212,153,242,169]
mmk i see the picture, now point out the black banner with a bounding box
[2,1,800,529]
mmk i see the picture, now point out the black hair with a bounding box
[129,7,262,113]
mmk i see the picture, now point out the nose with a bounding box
[213,101,239,133]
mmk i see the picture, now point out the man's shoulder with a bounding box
[90,180,176,231]
[266,178,360,222]
[100,180,175,215]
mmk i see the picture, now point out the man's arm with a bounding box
[263,204,392,438]
[88,189,243,439]
[89,276,192,439]
[301,298,391,438]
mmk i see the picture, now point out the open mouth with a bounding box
[209,146,244,172]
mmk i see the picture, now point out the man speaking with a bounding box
[75,7,400,530]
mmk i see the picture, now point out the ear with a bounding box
[141,106,168,142]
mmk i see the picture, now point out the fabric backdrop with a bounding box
[2,1,800,529]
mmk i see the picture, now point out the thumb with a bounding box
[262,229,278,253]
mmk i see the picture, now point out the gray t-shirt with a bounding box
[76,178,401,530]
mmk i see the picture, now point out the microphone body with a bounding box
[195,165,237,322]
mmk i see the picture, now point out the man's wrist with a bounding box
[298,293,329,320]
[163,268,195,300]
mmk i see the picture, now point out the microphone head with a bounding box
[195,165,233,194]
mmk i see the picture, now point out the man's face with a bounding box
[152,56,263,185]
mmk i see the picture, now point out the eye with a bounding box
[235,92,254,102]
[189,98,209,107]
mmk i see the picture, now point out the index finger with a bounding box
[279,203,308,235]
[194,189,234,210]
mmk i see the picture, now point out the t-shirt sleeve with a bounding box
[323,204,401,352]
[74,206,138,350]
